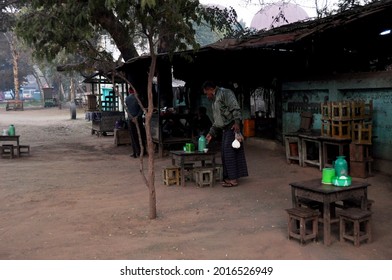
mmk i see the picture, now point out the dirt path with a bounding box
[1,107,391,260]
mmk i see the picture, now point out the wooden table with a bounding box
[299,134,323,170]
[289,178,370,246]
[0,135,20,157]
[318,136,351,168]
[284,132,352,170]
[284,132,302,166]
[170,150,216,187]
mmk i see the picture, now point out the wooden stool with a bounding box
[18,145,30,156]
[194,168,214,188]
[298,197,323,211]
[286,207,320,245]
[339,208,372,247]
[182,163,195,182]
[1,144,14,159]
[206,163,223,182]
[114,129,131,146]
[341,199,374,211]
[162,166,180,186]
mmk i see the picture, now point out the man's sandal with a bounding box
[221,181,238,187]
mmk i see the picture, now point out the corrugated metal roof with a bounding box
[201,0,392,51]
[119,0,392,84]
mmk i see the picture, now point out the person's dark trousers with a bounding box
[129,117,146,157]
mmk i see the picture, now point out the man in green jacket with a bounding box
[202,81,248,187]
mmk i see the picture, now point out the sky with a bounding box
[199,0,340,27]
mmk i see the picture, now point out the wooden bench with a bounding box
[6,100,24,111]
[286,207,320,245]
[339,208,372,247]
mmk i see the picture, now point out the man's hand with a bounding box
[231,123,240,133]
[206,133,212,143]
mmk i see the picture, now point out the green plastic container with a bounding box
[198,135,206,152]
[334,155,348,176]
[322,168,335,184]
[185,143,195,152]
[332,175,352,187]
[8,124,15,136]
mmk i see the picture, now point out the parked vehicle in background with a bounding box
[22,92,32,100]
[20,88,35,100]
[4,90,14,100]
[0,91,4,101]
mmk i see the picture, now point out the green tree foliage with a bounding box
[0,0,20,32]
[14,0,252,68]
[336,0,373,12]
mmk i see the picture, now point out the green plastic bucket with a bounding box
[322,168,336,184]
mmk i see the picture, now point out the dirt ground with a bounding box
[1,106,392,260]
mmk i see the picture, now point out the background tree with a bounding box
[1,1,30,100]
[13,0,256,219]
[0,32,31,97]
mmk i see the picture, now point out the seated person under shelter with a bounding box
[192,106,212,137]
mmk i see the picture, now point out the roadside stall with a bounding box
[151,79,193,157]
[83,73,127,137]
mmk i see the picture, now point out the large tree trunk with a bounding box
[91,5,139,62]
[70,78,76,102]
[31,66,46,106]
[6,32,20,100]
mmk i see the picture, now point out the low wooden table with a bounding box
[284,131,352,170]
[289,178,370,246]
[0,135,20,157]
[284,132,302,165]
[300,134,323,170]
[170,150,216,187]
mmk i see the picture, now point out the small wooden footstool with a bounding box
[339,208,372,247]
[18,145,30,156]
[342,198,374,211]
[194,168,214,188]
[206,163,223,182]
[1,144,14,159]
[286,207,320,245]
[162,166,180,186]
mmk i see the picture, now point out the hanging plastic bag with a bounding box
[232,139,241,149]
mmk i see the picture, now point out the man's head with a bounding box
[202,81,216,101]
